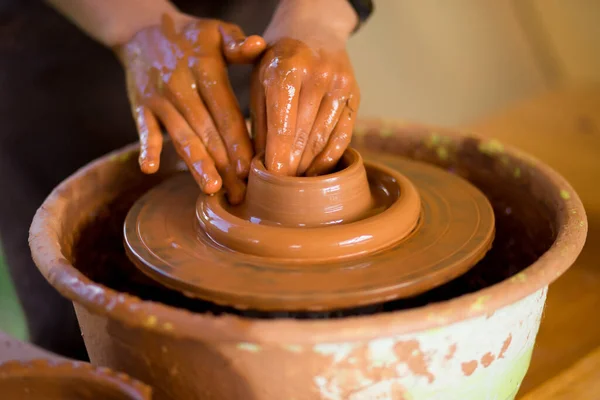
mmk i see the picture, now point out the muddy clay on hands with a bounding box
[124,147,494,310]
[29,122,587,399]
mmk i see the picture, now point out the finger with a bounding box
[288,86,325,175]
[162,74,247,204]
[250,66,267,155]
[219,23,266,64]
[305,102,356,177]
[264,72,302,175]
[163,71,230,170]
[148,97,222,194]
[133,104,163,174]
[296,92,346,176]
[193,61,253,179]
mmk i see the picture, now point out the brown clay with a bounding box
[195,148,420,259]
[28,121,587,400]
[0,359,151,400]
[124,147,494,311]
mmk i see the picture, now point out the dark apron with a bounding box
[0,0,277,360]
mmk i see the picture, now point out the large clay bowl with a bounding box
[29,120,587,400]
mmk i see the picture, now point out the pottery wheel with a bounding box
[124,150,495,311]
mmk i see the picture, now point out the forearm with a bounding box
[266,0,358,42]
[46,0,182,47]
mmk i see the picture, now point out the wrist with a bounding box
[101,5,188,48]
[47,0,187,49]
[266,0,357,44]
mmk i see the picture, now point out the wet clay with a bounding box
[124,148,494,311]
[195,148,420,260]
[0,359,151,400]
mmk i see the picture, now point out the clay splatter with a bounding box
[498,334,512,359]
[481,352,495,368]
[444,344,457,361]
[393,340,435,383]
[461,360,478,376]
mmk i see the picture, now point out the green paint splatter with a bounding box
[470,295,491,311]
[109,152,132,163]
[237,343,261,353]
[478,139,504,155]
[436,147,449,160]
[510,272,527,283]
[514,167,521,178]
[353,125,367,136]
[285,345,303,353]
[380,126,394,138]
[560,190,571,200]
[580,220,586,228]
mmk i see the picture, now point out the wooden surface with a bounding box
[468,84,600,399]
[520,345,600,400]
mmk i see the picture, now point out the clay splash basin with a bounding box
[29,120,587,399]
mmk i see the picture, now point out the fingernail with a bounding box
[139,157,158,174]
[191,162,221,194]
[305,167,317,177]
[202,176,221,194]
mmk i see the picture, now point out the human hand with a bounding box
[117,14,266,204]
[250,0,360,177]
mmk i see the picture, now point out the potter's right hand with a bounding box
[117,14,266,205]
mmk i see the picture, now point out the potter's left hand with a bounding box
[250,0,360,177]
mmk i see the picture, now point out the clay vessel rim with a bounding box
[199,159,418,233]
[194,159,420,261]
[28,122,587,344]
[251,148,361,186]
[0,359,152,399]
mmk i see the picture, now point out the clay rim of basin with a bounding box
[28,120,587,344]
[0,359,152,400]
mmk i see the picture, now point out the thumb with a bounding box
[220,23,266,64]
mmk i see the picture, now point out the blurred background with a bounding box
[349,1,599,124]
[0,1,598,395]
